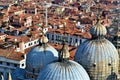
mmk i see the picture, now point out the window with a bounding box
[80,39,82,44]
[64,36,68,42]
[33,68,35,73]
[56,35,58,40]
[22,63,24,67]
[25,10,27,13]
[14,64,17,67]
[0,61,2,64]
[52,35,54,40]
[28,43,31,46]
[70,38,73,43]
[32,11,35,14]
[47,34,49,39]
[76,39,78,43]
[7,62,10,66]
[34,41,36,44]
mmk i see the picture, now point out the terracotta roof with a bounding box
[0,0,117,62]
[0,48,24,61]
[0,44,35,61]
[48,18,92,39]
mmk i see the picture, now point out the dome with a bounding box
[37,60,90,80]
[26,45,58,72]
[74,18,119,80]
[75,39,119,79]
[25,35,59,79]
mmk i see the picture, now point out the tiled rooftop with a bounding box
[0,0,119,61]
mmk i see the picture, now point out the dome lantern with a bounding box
[90,16,107,39]
[40,35,48,44]
[39,34,49,52]
[39,25,49,52]
[59,40,70,62]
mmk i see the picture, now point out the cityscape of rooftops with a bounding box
[0,0,119,80]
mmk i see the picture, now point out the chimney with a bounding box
[19,41,25,53]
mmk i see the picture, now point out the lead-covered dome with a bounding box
[26,44,58,72]
[25,35,58,79]
[74,18,119,80]
[38,42,90,80]
[37,60,90,80]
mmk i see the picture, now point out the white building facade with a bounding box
[46,32,86,47]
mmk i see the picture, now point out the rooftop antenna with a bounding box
[86,0,95,13]
[96,3,101,16]
[95,2,103,23]
[42,1,52,26]
[39,1,73,26]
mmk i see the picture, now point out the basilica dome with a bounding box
[74,18,119,80]
[37,60,90,80]
[26,44,58,72]
[25,35,59,79]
